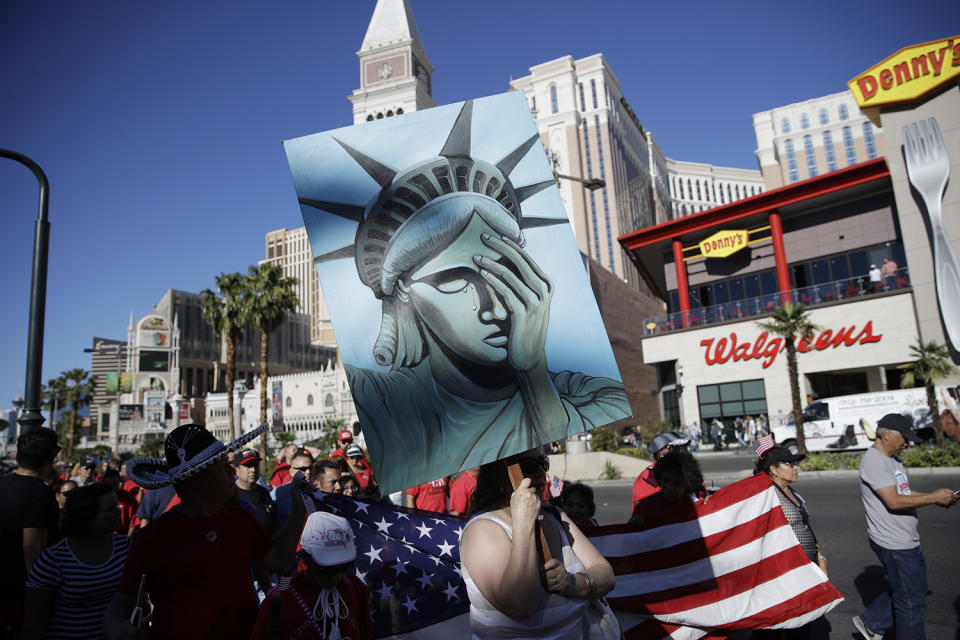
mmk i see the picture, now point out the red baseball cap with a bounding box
[236,449,261,465]
[338,430,353,442]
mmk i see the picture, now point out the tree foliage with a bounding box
[900,339,957,447]
[201,272,249,440]
[756,303,818,453]
[244,263,299,456]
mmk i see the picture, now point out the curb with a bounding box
[579,466,960,486]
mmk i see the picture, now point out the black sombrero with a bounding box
[125,423,267,489]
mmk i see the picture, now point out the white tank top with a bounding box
[461,511,588,639]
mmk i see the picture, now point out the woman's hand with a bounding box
[509,477,541,534]
[543,558,570,594]
[476,233,553,373]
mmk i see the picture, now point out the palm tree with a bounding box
[243,263,299,455]
[899,339,957,447]
[58,369,97,458]
[41,377,67,436]
[756,303,818,453]
[201,272,249,440]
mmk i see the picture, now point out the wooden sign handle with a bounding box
[507,462,552,562]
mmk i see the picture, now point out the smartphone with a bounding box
[953,489,960,496]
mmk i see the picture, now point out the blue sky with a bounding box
[1,0,957,409]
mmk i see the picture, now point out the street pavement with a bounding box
[586,455,960,639]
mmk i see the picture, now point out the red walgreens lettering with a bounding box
[701,321,883,368]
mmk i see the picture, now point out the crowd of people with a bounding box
[1,412,956,639]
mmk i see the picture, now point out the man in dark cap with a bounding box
[631,431,690,507]
[853,414,958,640]
[103,424,309,640]
[0,428,60,637]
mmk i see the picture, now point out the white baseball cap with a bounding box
[300,512,357,566]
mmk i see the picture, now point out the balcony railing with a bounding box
[643,268,910,335]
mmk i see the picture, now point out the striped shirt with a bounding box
[26,534,131,639]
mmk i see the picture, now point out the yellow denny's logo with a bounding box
[699,230,748,258]
[849,36,960,108]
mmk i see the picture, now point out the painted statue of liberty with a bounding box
[288,98,630,492]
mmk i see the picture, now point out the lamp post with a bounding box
[550,150,606,191]
[1,149,50,434]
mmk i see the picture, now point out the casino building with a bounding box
[620,36,960,435]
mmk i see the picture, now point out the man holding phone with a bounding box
[853,414,959,640]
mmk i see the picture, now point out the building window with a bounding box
[839,104,849,120]
[863,122,877,158]
[843,126,856,166]
[803,134,817,178]
[531,96,536,112]
[306,394,313,406]
[697,379,768,441]
[823,131,837,171]
[781,117,790,133]
[590,79,598,109]
[819,108,829,125]
[285,396,292,408]
[800,112,809,129]
[784,139,799,182]
[325,394,334,408]
[549,85,558,114]
[578,83,585,111]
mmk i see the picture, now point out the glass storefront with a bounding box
[697,379,768,444]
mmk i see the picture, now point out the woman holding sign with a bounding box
[460,451,616,638]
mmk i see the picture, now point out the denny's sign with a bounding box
[849,36,960,109]
[699,229,748,258]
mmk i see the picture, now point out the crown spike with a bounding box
[299,198,366,223]
[439,100,473,158]
[514,179,554,203]
[496,133,540,176]
[334,138,397,188]
[520,216,569,230]
[313,244,356,265]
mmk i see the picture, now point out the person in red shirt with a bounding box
[103,424,309,640]
[251,511,372,640]
[102,469,140,535]
[448,467,479,516]
[328,430,355,464]
[405,477,449,513]
[343,443,377,491]
[631,431,690,507]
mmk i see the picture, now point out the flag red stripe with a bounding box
[608,547,814,616]
[731,583,843,630]
[606,509,784,574]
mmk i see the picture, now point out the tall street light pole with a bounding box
[1,149,51,434]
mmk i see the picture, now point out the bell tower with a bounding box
[349,0,436,125]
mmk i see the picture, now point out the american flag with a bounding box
[753,434,775,456]
[312,492,469,638]
[589,474,843,638]
[318,473,841,639]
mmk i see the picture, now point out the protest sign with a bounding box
[284,92,631,493]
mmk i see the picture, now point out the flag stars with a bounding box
[432,518,447,526]
[389,560,409,576]
[355,568,368,584]
[415,522,433,539]
[453,526,464,540]
[437,539,455,557]
[364,544,384,564]
[442,582,460,602]
[416,569,434,590]
[376,583,393,602]
[402,595,418,614]
[374,517,392,534]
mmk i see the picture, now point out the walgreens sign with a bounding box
[700,322,883,369]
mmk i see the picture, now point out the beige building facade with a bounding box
[511,54,672,289]
[666,158,765,217]
[753,90,885,189]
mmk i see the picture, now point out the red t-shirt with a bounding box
[405,478,449,513]
[270,462,292,488]
[448,472,477,514]
[250,573,372,640]
[631,465,659,506]
[122,478,142,500]
[348,458,375,489]
[116,489,140,533]
[117,505,272,639]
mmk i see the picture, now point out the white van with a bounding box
[772,386,960,453]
